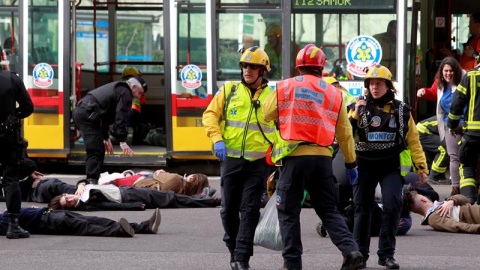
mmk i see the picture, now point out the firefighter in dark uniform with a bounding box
[263,44,363,270]
[349,65,428,269]
[447,56,480,204]
[416,116,450,183]
[73,76,147,184]
[0,69,34,239]
[203,47,275,270]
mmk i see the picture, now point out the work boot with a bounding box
[148,208,161,234]
[460,186,477,204]
[233,261,251,270]
[6,213,30,239]
[378,257,400,269]
[116,218,134,237]
[341,251,363,270]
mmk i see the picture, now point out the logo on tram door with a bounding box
[33,63,54,88]
[345,35,382,78]
[181,64,202,90]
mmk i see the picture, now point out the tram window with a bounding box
[116,10,164,74]
[292,13,397,80]
[77,11,110,72]
[0,1,17,7]
[217,13,282,81]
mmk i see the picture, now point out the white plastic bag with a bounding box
[254,191,283,251]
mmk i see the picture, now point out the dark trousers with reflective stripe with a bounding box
[419,132,449,176]
[276,155,358,269]
[458,134,480,195]
[220,157,270,262]
[353,165,403,261]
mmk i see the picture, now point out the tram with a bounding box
[0,0,476,167]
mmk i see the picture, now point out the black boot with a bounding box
[6,213,30,239]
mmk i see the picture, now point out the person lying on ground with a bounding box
[47,181,220,211]
[402,186,480,234]
[0,206,161,238]
[102,169,212,196]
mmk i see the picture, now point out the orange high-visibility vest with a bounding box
[276,75,342,146]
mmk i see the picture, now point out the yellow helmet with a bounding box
[239,46,271,72]
[265,23,282,37]
[323,76,338,85]
[122,67,142,80]
[364,65,393,89]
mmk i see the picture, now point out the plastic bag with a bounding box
[254,191,283,251]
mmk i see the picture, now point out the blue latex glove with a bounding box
[214,141,226,162]
[346,168,358,185]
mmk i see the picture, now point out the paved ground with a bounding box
[0,176,479,270]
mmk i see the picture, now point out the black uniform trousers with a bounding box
[73,105,105,180]
[353,165,403,261]
[276,155,358,269]
[120,186,219,208]
[0,130,21,214]
[458,134,480,192]
[220,157,269,262]
[29,210,149,236]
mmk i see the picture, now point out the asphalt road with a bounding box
[0,176,479,270]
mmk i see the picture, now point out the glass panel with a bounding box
[217,13,283,80]
[0,0,17,6]
[0,11,19,73]
[175,2,208,121]
[28,3,60,111]
[115,10,164,73]
[76,11,109,72]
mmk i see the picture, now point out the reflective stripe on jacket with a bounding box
[222,81,275,161]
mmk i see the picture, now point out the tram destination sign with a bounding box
[292,0,395,10]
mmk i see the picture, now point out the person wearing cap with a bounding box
[203,46,275,270]
[447,56,480,204]
[73,76,147,185]
[349,65,428,269]
[263,44,362,270]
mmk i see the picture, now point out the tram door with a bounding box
[167,1,212,157]
[23,2,70,155]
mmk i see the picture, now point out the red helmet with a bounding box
[295,44,326,68]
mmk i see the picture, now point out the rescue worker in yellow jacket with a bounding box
[263,44,362,270]
[348,65,428,270]
[202,46,275,270]
[447,60,480,204]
